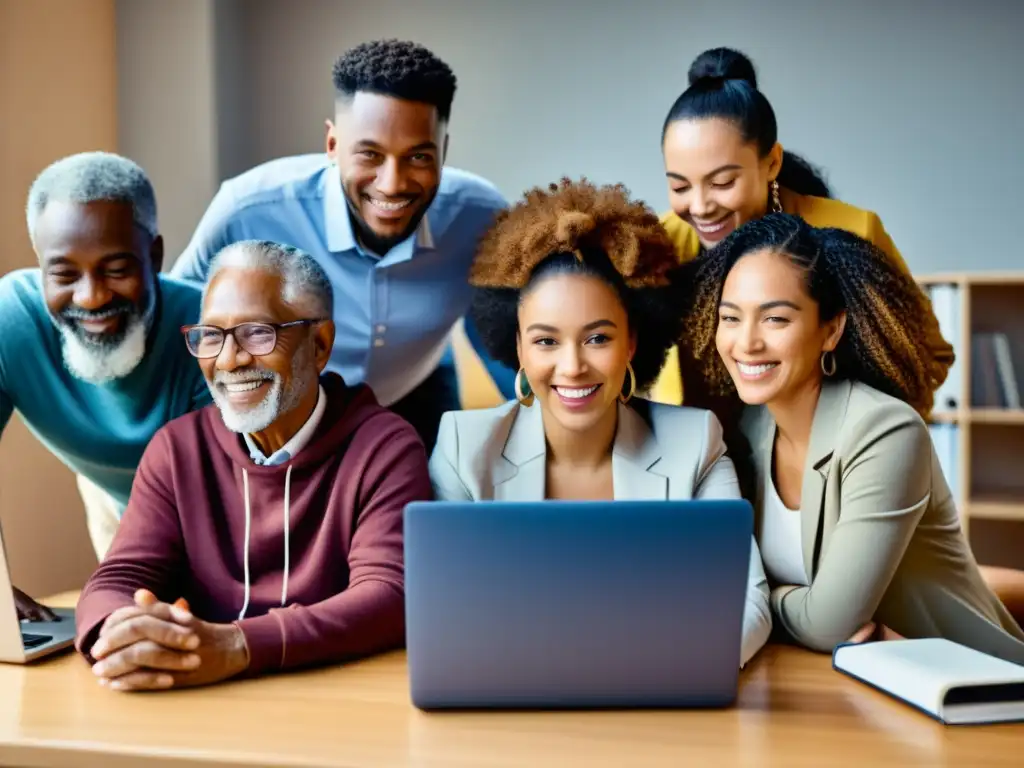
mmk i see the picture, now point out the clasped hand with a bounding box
[89,589,249,692]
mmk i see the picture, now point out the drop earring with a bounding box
[770,180,783,213]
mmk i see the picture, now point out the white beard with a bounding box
[213,374,284,434]
[211,342,316,435]
[59,317,147,385]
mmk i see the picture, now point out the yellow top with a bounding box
[648,187,935,405]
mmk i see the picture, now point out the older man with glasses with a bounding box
[74,240,429,691]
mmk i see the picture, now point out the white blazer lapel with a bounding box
[612,403,669,501]
[494,402,547,501]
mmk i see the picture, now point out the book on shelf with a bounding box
[972,332,1021,409]
[927,284,961,412]
[927,423,958,500]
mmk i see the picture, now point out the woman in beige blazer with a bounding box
[429,179,772,668]
[679,213,1024,664]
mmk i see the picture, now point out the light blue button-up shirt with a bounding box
[171,154,515,406]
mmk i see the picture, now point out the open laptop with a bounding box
[404,499,753,709]
[0,521,75,663]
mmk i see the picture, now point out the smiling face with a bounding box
[326,91,446,255]
[663,118,782,248]
[199,266,332,436]
[34,199,161,384]
[516,272,636,435]
[715,248,845,408]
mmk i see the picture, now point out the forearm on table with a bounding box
[236,578,405,676]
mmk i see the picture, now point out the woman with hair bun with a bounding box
[650,46,952,406]
[429,178,772,668]
[654,46,1024,628]
[681,213,1024,661]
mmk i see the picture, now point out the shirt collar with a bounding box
[244,384,327,466]
[323,163,434,260]
[324,166,357,252]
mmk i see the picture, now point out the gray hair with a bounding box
[26,151,158,244]
[206,240,334,318]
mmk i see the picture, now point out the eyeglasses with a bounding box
[180,319,325,359]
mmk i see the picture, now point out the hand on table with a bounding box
[847,622,905,644]
[13,586,58,622]
[89,589,249,692]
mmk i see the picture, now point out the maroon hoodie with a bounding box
[75,373,430,676]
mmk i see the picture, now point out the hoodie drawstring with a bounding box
[238,465,293,621]
[281,465,291,607]
[239,469,252,621]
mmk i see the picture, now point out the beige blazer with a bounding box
[742,379,1024,663]
[429,398,773,667]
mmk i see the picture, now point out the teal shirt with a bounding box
[0,269,211,510]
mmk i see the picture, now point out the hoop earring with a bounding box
[619,363,637,404]
[770,180,783,213]
[515,368,534,406]
[820,351,837,377]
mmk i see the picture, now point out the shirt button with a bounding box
[374,338,386,348]
[376,324,386,334]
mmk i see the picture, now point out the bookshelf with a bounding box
[918,273,1024,568]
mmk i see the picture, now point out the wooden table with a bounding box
[0,594,1020,767]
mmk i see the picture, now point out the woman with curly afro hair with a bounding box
[681,212,1024,662]
[428,178,773,668]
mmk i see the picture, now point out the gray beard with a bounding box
[56,294,154,385]
[211,341,316,435]
[59,319,147,385]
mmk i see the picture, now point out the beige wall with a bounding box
[116,0,219,260]
[0,0,118,595]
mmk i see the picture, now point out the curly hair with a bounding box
[468,178,685,391]
[332,39,457,120]
[680,213,952,417]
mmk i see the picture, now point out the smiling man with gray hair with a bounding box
[0,151,209,619]
[75,240,429,692]
[199,240,334,454]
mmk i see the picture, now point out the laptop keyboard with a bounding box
[22,632,52,649]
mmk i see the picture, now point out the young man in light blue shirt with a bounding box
[171,39,516,451]
[0,152,210,616]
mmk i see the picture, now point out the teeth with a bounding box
[557,385,598,399]
[74,311,121,322]
[369,198,411,211]
[737,362,778,376]
[223,380,265,393]
[694,218,728,233]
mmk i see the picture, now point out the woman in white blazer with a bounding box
[428,179,772,668]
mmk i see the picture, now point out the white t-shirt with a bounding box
[760,476,810,587]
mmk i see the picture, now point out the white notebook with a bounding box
[832,638,1024,725]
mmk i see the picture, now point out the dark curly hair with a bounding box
[663,47,832,199]
[680,213,952,417]
[331,39,457,121]
[469,178,685,392]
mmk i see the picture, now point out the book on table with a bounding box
[832,638,1024,725]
